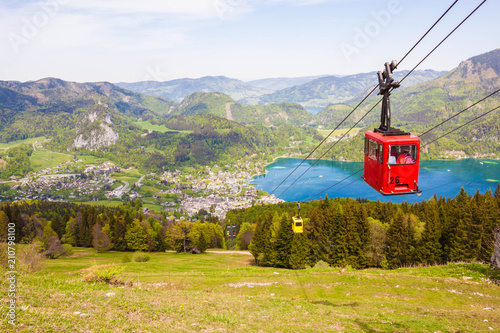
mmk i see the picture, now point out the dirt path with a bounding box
[206,250,252,255]
[225,102,233,121]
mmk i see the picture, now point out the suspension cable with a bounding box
[305,99,500,201]
[269,0,486,197]
[269,85,379,195]
[397,0,487,86]
[398,0,459,66]
[278,100,381,197]
[269,0,466,196]
[424,105,500,146]
[419,87,500,137]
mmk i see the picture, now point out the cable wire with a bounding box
[269,84,379,195]
[397,0,487,86]
[269,0,485,198]
[278,100,381,197]
[397,0,459,66]
[424,105,500,146]
[269,1,466,197]
[419,87,500,138]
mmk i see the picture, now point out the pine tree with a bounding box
[274,213,294,268]
[353,203,370,268]
[415,201,442,265]
[111,214,127,251]
[125,219,148,251]
[449,190,480,262]
[51,213,65,239]
[334,202,349,267]
[249,216,271,266]
[476,190,500,262]
[306,205,327,265]
[197,229,208,253]
[385,211,415,269]
[289,233,309,269]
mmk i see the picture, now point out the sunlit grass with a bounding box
[135,120,193,134]
[2,248,499,332]
[30,148,73,172]
[0,136,46,150]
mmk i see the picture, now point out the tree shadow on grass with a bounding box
[309,300,359,307]
[354,319,408,333]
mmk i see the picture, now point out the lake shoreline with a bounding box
[249,158,500,203]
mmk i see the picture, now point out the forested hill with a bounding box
[117,76,271,102]
[0,78,176,143]
[170,92,315,126]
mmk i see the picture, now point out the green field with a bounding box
[75,155,109,165]
[112,170,142,185]
[30,148,73,172]
[135,120,193,134]
[3,248,499,332]
[319,128,363,138]
[80,200,124,208]
[0,137,46,150]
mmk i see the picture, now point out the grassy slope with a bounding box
[0,137,46,150]
[3,248,499,332]
[30,149,73,172]
[134,120,172,133]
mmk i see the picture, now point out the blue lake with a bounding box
[250,158,500,203]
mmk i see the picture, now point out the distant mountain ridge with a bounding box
[245,75,330,91]
[243,69,447,108]
[117,76,271,103]
[116,71,445,109]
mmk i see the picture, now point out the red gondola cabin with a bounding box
[363,60,422,196]
[364,130,421,195]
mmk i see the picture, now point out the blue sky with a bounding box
[1,0,498,82]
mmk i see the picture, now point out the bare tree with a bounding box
[44,237,66,259]
[92,223,113,252]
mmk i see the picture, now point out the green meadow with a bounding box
[0,137,46,150]
[2,248,499,332]
[134,120,193,134]
[30,148,73,172]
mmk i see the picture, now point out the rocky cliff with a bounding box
[72,104,119,151]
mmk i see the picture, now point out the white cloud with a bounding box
[268,0,351,6]
[66,0,250,20]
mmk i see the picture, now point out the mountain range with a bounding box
[116,70,445,108]
[0,48,498,176]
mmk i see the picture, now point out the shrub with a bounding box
[133,251,150,262]
[122,254,131,263]
[18,241,44,272]
[313,260,330,269]
[62,244,74,256]
[82,264,124,284]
